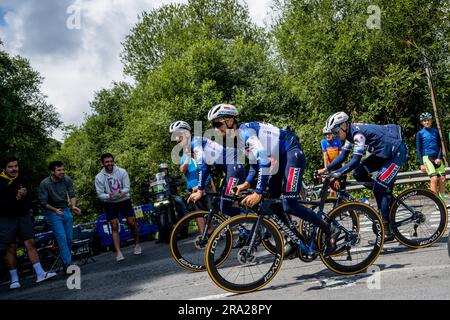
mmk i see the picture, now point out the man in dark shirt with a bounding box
[39,161,81,268]
[0,156,56,289]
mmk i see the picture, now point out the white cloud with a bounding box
[0,0,272,141]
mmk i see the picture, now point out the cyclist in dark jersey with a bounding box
[416,112,446,201]
[169,121,246,217]
[205,104,341,257]
[319,112,409,240]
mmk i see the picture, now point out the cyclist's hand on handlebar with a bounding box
[241,192,262,208]
[233,182,250,196]
[317,168,328,175]
[188,189,203,203]
[329,171,342,180]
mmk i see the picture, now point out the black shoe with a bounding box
[369,222,395,245]
[323,224,341,257]
[383,222,395,242]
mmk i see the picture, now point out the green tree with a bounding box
[0,41,61,209]
[272,0,450,176]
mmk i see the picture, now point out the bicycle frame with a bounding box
[332,175,423,228]
[242,177,358,258]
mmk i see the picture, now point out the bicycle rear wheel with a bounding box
[318,202,384,275]
[206,214,284,294]
[170,211,230,272]
[390,188,448,248]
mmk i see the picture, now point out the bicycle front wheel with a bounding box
[318,202,384,275]
[206,214,284,294]
[170,211,229,272]
[390,188,448,249]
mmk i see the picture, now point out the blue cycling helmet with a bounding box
[420,112,432,121]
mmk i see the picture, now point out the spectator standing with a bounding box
[320,127,342,197]
[416,112,447,200]
[0,156,56,289]
[95,153,141,262]
[39,161,81,269]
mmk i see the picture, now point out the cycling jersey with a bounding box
[326,123,407,223]
[328,123,403,174]
[179,154,210,190]
[321,138,342,163]
[238,122,326,230]
[416,127,442,165]
[237,121,301,194]
[191,135,246,216]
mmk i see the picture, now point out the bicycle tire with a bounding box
[299,197,358,257]
[206,214,284,294]
[390,188,448,249]
[169,211,230,272]
[317,202,384,275]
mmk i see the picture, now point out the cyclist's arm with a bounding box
[327,140,352,171]
[436,131,442,160]
[246,135,270,194]
[193,145,210,192]
[180,153,190,173]
[320,140,330,167]
[416,132,423,165]
[334,133,366,174]
[323,152,330,168]
[245,164,258,184]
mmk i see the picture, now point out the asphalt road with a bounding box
[1,229,450,301]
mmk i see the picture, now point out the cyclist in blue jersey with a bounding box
[416,112,446,201]
[204,104,341,257]
[319,112,408,240]
[169,121,246,218]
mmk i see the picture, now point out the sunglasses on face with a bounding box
[331,127,341,135]
[212,119,227,128]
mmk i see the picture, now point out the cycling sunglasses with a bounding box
[331,126,343,135]
[212,119,228,128]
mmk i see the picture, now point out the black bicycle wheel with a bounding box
[206,214,284,294]
[262,216,296,257]
[170,211,229,272]
[318,202,384,275]
[390,188,448,248]
[299,197,357,257]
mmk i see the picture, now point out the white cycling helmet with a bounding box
[322,126,332,134]
[325,112,349,133]
[169,121,191,133]
[158,163,169,170]
[207,104,239,121]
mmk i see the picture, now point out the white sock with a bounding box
[33,262,45,277]
[9,269,19,283]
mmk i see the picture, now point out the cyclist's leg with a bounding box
[353,155,382,189]
[279,148,339,256]
[219,164,246,216]
[435,161,446,199]
[373,143,408,223]
[279,148,327,229]
[423,156,441,194]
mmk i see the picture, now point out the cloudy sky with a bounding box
[0,0,274,141]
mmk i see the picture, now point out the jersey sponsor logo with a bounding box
[286,167,301,193]
[224,177,239,196]
[378,163,400,184]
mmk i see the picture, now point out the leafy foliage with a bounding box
[55,0,449,220]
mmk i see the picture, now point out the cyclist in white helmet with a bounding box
[319,112,408,240]
[206,103,341,257]
[170,120,246,217]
